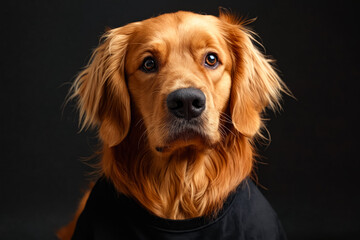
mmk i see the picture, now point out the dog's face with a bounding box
[73,11,285,154]
[125,13,232,153]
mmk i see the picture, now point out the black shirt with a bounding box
[72,177,287,240]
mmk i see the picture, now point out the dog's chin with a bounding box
[155,128,214,155]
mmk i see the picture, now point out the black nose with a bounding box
[166,88,206,120]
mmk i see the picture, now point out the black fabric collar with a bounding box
[107,178,246,233]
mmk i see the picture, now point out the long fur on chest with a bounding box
[100,119,253,219]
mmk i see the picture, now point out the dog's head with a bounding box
[72,10,286,155]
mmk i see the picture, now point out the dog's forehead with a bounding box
[132,12,223,47]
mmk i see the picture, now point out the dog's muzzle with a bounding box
[155,88,207,153]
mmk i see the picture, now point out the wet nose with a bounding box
[166,88,206,120]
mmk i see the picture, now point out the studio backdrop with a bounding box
[0,0,358,239]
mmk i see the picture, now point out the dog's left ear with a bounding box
[220,12,288,137]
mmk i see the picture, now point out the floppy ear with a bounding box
[69,24,136,147]
[219,12,287,137]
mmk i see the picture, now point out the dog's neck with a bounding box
[100,125,253,220]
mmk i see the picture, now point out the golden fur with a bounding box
[57,10,288,239]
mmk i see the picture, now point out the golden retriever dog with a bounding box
[58,10,288,240]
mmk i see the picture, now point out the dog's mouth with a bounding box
[155,119,212,154]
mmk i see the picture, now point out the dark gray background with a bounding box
[1,0,359,239]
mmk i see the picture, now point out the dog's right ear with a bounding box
[69,23,137,147]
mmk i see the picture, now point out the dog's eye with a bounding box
[142,57,157,73]
[204,53,219,68]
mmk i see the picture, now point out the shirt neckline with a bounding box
[120,181,244,233]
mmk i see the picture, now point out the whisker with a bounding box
[218,125,226,139]
[219,112,233,124]
[220,123,237,138]
[135,118,144,128]
[138,128,149,149]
